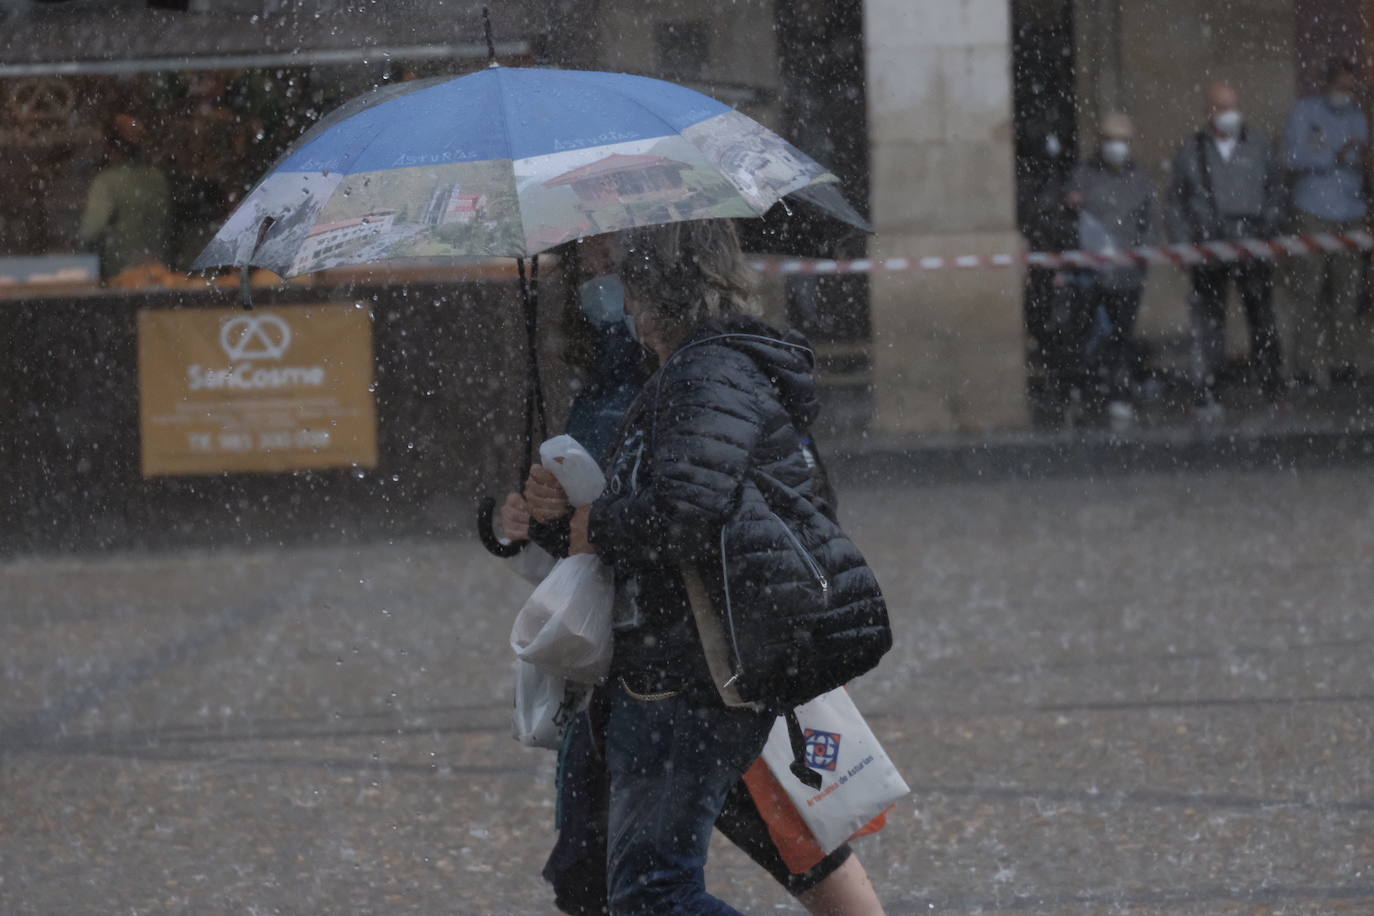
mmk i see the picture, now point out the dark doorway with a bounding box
[753,0,872,435]
[1012,0,1079,426]
[1012,0,1078,228]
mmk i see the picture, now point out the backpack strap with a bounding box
[786,709,823,790]
[682,562,759,710]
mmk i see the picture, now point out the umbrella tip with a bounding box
[482,6,498,68]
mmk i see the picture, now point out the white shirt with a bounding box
[1214,135,1238,162]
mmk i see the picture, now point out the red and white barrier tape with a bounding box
[749,230,1374,276]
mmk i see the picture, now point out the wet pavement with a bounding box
[4,464,1374,914]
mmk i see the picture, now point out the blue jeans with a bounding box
[604,681,773,915]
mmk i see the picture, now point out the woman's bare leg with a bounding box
[796,854,885,916]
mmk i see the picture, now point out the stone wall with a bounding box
[864,0,1028,434]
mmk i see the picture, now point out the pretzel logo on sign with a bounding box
[220,314,292,361]
[7,78,76,124]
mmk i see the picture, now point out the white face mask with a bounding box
[1328,90,1354,109]
[1101,140,1131,167]
[1212,109,1243,136]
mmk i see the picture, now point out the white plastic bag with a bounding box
[759,688,910,853]
[512,658,591,749]
[511,553,614,683]
[539,435,606,507]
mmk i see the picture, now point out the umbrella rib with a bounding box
[490,67,530,258]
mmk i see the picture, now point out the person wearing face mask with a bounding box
[1168,81,1287,414]
[1063,113,1159,429]
[1281,56,1371,390]
[497,233,886,916]
[559,243,649,464]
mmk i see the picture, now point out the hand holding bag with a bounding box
[509,434,614,683]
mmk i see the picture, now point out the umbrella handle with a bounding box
[477,495,525,558]
[239,265,253,310]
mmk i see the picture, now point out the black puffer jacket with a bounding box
[588,314,886,700]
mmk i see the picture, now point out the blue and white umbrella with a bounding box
[193,66,867,277]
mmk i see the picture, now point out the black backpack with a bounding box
[710,467,890,708]
[683,455,892,787]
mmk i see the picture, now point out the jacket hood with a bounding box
[683,314,820,431]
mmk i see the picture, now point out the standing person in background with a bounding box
[1065,113,1158,429]
[1168,81,1287,415]
[1281,56,1371,390]
[77,112,171,280]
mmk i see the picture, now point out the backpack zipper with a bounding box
[718,525,747,687]
[768,511,830,600]
[715,512,830,694]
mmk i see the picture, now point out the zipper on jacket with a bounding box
[768,511,830,602]
[718,525,747,685]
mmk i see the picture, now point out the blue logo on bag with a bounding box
[804,728,841,771]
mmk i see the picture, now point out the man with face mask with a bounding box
[1063,113,1158,429]
[1281,56,1371,389]
[1169,82,1286,413]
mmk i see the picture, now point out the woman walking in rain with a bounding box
[522,219,886,915]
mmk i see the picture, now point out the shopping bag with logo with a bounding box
[743,687,909,869]
[512,658,592,750]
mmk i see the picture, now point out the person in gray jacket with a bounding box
[1281,57,1370,389]
[1168,81,1286,408]
[1065,113,1158,427]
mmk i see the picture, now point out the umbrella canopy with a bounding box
[192,66,867,277]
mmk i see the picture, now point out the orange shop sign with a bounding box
[138,304,378,476]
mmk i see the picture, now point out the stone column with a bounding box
[863,0,1027,435]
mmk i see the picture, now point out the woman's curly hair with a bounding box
[615,219,760,336]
